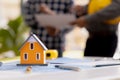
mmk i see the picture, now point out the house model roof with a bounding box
[20,33,48,50]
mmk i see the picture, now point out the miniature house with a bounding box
[18,33,48,65]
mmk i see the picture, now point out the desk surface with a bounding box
[0,57,120,80]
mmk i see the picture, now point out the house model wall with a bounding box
[18,33,48,66]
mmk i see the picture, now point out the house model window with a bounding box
[24,53,28,60]
[30,43,34,50]
[36,53,40,60]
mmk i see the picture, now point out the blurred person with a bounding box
[71,0,120,57]
[22,0,73,57]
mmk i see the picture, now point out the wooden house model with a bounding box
[17,33,48,66]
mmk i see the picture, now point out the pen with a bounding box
[55,65,80,71]
[95,63,120,67]
[48,62,64,64]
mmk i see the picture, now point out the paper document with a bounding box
[35,14,76,29]
[61,59,120,69]
[48,57,120,70]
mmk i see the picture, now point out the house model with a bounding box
[17,33,48,66]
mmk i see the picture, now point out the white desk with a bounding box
[0,57,120,80]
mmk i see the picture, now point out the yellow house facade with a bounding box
[19,34,48,65]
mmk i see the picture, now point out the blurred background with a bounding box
[0,0,119,59]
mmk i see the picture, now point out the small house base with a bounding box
[17,64,48,66]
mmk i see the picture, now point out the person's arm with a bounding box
[40,4,56,15]
[23,0,58,36]
[70,0,120,27]
[85,0,120,24]
[22,0,56,29]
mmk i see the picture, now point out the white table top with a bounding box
[0,57,120,80]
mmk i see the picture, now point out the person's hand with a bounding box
[71,5,84,16]
[45,26,60,36]
[70,16,87,28]
[40,4,51,14]
[40,4,56,15]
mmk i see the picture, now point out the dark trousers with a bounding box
[84,33,118,57]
